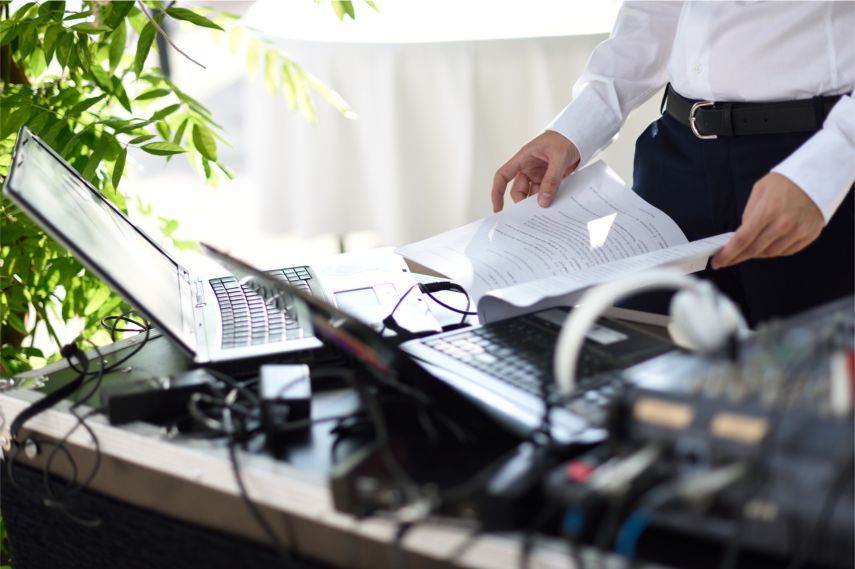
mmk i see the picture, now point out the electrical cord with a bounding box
[380,281,478,337]
[222,407,300,562]
[614,463,747,560]
[66,310,152,377]
[6,344,107,527]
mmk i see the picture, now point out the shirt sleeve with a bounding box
[771,95,855,223]
[546,1,683,166]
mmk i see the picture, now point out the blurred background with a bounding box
[123,0,664,270]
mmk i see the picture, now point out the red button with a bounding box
[566,460,595,482]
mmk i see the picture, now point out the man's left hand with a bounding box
[712,173,824,269]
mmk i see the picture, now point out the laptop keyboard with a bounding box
[209,266,313,349]
[421,314,630,414]
[424,317,619,395]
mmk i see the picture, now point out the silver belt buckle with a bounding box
[689,101,717,140]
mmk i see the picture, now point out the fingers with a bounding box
[509,173,531,203]
[713,213,819,268]
[712,214,767,269]
[537,151,565,207]
[492,158,520,213]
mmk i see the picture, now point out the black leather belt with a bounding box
[662,84,842,139]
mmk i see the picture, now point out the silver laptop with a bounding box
[3,128,437,364]
[400,308,676,440]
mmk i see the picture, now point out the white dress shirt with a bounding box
[548,1,855,223]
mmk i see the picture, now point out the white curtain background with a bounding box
[242,0,664,246]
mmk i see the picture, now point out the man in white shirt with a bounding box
[491,1,854,325]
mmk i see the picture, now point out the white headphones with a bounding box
[553,269,749,397]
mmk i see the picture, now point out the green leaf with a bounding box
[6,312,27,334]
[79,137,108,183]
[69,94,106,116]
[112,147,127,189]
[27,109,51,134]
[102,1,135,29]
[56,31,74,68]
[159,217,179,237]
[245,38,261,77]
[0,21,20,47]
[63,9,93,21]
[280,62,298,111]
[155,121,170,141]
[150,103,181,121]
[39,1,67,20]
[109,20,127,71]
[71,22,111,34]
[111,75,134,113]
[11,2,38,20]
[134,22,156,76]
[140,141,185,156]
[264,50,279,94]
[0,102,32,140]
[27,47,47,78]
[330,0,356,20]
[363,0,380,13]
[135,88,170,101]
[114,119,154,134]
[128,134,155,145]
[18,21,38,59]
[164,7,224,31]
[88,63,112,91]
[172,117,189,145]
[42,24,63,62]
[83,285,111,316]
[201,157,212,180]
[192,123,217,161]
[75,34,91,71]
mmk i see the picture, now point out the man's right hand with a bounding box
[491,130,581,213]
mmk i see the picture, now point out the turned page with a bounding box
[397,161,688,302]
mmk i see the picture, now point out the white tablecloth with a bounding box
[242,1,659,246]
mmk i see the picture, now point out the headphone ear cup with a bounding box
[669,282,745,352]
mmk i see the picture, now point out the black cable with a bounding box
[223,408,298,562]
[379,285,419,335]
[418,285,478,317]
[6,342,107,527]
[185,376,301,561]
[379,281,478,337]
[67,310,152,377]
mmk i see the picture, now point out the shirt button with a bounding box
[692,63,703,74]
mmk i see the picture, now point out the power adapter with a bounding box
[259,364,312,453]
[100,369,217,425]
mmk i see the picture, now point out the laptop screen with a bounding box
[4,129,194,352]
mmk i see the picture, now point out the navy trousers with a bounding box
[631,112,854,327]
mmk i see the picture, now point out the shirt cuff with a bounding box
[545,85,623,168]
[771,97,855,223]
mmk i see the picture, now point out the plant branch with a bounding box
[135,0,206,70]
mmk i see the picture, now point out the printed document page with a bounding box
[476,233,731,322]
[397,161,689,301]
